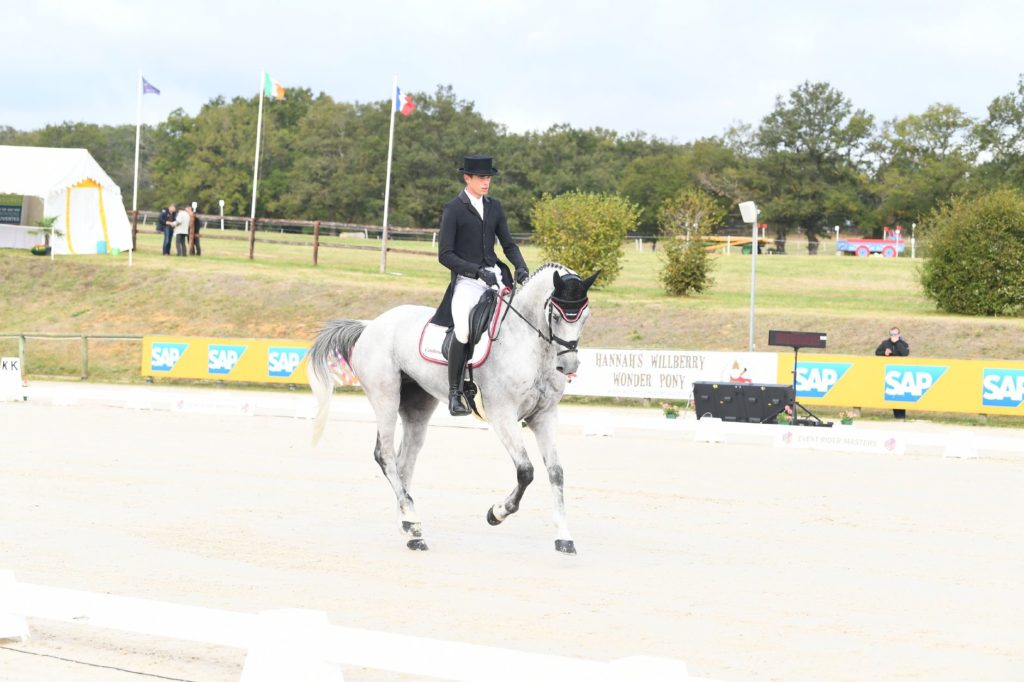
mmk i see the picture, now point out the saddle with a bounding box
[418,287,507,368]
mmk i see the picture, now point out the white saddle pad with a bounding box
[418,288,509,368]
[418,323,493,368]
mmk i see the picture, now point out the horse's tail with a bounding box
[308,319,366,446]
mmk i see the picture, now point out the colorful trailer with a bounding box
[836,226,905,258]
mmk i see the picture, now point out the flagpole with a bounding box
[132,72,142,214]
[130,71,143,267]
[250,72,266,235]
[379,74,398,274]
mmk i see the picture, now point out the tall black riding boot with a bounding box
[447,339,472,417]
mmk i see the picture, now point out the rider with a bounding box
[432,154,530,416]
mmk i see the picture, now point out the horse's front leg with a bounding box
[525,408,576,554]
[485,411,535,529]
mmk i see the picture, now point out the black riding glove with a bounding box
[477,267,498,288]
[515,267,529,285]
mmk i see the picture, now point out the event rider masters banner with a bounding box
[779,354,1024,416]
[142,336,312,384]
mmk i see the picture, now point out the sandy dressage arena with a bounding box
[1,384,1023,681]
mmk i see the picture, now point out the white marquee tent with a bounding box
[0,145,133,255]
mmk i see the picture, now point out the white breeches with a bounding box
[452,265,501,343]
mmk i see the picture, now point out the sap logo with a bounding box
[268,347,308,378]
[982,369,1024,408]
[208,344,247,375]
[151,343,188,372]
[795,362,851,398]
[884,365,947,403]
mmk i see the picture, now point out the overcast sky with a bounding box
[5,0,1023,142]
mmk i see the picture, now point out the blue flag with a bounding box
[142,77,160,95]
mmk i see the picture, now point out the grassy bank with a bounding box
[2,230,1022,388]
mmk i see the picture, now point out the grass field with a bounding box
[2,228,1022,399]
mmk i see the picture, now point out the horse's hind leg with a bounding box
[367,382,428,551]
[526,409,576,554]
[396,378,438,489]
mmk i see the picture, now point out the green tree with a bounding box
[752,81,874,253]
[501,125,654,233]
[975,74,1024,189]
[618,137,738,234]
[871,104,975,228]
[530,191,639,284]
[919,188,1024,316]
[657,189,726,296]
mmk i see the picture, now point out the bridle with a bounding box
[499,286,589,357]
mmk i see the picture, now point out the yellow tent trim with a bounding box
[70,178,110,253]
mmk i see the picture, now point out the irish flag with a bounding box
[264,73,285,101]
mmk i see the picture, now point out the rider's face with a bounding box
[464,174,491,197]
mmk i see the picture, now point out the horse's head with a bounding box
[547,269,599,376]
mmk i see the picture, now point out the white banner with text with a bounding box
[564,349,779,400]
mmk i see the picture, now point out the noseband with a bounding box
[500,290,588,356]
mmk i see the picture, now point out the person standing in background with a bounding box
[189,205,201,256]
[172,205,192,257]
[157,203,176,256]
[876,326,910,419]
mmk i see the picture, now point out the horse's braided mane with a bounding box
[524,262,574,284]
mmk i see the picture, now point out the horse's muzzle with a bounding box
[556,355,580,376]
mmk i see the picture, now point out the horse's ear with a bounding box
[582,271,601,291]
[552,270,563,293]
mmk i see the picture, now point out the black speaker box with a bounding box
[692,382,794,423]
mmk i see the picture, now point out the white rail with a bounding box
[1,571,710,682]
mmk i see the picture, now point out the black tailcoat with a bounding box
[430,191,527,327]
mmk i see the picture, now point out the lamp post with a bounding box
[218,199,225,231]
[739,201,758,352]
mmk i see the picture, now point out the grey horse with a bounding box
[308,263,598,553]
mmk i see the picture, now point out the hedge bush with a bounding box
[530,191,639,286]
[657,189,725,296]
[919,189,1024,316]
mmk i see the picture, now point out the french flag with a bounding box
[395,87,416,117]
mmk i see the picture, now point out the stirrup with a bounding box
[448,389,471,417]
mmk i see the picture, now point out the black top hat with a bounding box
[459,154,498,176]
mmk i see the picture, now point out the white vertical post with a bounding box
[131,71,142,215]
[911,222,916,259]
[750,222,756,351]
[219,199,225,230]
[380,75,398,274]
[129,72,145,268]
[739,201,758,352]
[250,72,266,227]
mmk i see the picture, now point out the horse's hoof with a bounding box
[486,507,502,526]
[406,538,429,551]
[554,539,576,554]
